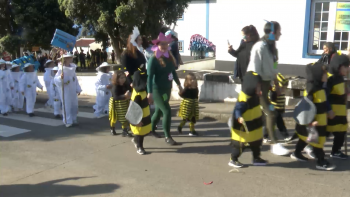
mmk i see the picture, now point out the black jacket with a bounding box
[121,50,146,84]
[228,41,255,80]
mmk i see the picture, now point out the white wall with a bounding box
[175,1,208,56]
[190,0,317,66]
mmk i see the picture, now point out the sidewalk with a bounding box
[36,92,297,126]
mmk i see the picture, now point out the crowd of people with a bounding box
[227,21,349,171]
[1,21,348,171]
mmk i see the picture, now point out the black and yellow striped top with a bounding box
[231,91,263,143]
[327,74,347,132]
[270,73,288,113]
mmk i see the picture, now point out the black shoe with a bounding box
[55,115,61,119]
[165,137,178,145]
[177,126,183,134]
[253,158,268,166]
[28,113,35,117]
[150,131,161,138]
[290,152,309,162]
[228,160,244,168]
[110,127,117,136]
[330,151,348,160]
[104,110,108,114]
[189,131,199,136]
[316,160,336,171]
[122,129,133,137]
[2,113,8,116]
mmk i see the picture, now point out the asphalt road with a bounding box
[1,103,350,197]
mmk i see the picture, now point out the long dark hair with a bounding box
[112,70,126,86]
[261,21,280,62]
[125,34,138,59]
[242,25,259,42]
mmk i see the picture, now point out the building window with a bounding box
[178,13,184,21]
[178,40,184,53]
[308,0,350,55]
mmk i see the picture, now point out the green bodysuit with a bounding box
[147,56,181,137]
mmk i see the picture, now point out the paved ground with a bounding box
[1,94,350,197]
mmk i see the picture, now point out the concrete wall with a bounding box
[177,58,215,71]
[175,0,320,69]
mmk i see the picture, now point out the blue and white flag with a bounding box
[51,29,76,51]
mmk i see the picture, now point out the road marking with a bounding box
[0,125,31,137]
[0,113,64,126]
[34,108,107,119]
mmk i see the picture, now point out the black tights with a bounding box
[134,135,145,149]
[294,139,325,161]
[231,140,262,161]
[329,132,346,154]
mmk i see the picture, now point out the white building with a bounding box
[175,0,350,76]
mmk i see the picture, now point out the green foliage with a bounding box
[59,0,190,59]
[0,0,78,55]
[0,35,21,54]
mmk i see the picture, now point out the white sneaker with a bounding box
[271,143,290,156]
[66,124,73,128]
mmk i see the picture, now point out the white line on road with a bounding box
[0,125,31,137]
[34,108,107,119]
[0,113,64,126]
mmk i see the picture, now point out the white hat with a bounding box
[0,59,6,64]
[5,61,12,65]
[130,26,140,47]
[52,66,59,71]
[24,63,34,68]
[63,52,74,58]
[45,60,53,64]
[11,64,19,69]
[96,62,110,72]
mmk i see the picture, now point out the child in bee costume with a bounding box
[50,67,61,118]
[10,64,24,111]
[228,71,267,168]
[325,54,349,160]
[93,62,112,118]
[19,63,43,117]
[43,60,56,108]
[178,73,199,136]
[0,59,11,115]
[264,73,290,142]
[129,65,151,155]
[109,70,132,137]
[291,62,336,171]
[54,53,82,128]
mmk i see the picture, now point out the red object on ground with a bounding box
[203,181,213,185]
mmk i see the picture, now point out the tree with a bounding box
[0,0,79,57]
[58,0,190,62]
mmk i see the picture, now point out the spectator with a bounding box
[86,51,91,68]
[165,30,183,70]
[73,51,79,65]
[90,49,95,68]
[318,42,336,65]
[95,49,101,67]
[103,49,108,62]
[228,25,259,82]
[111,50,115,64]
[79,50,86,69]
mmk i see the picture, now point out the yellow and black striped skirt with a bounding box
[178,98,199,123]
[109,97,129,127]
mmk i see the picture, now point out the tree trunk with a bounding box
[109,35,123,64]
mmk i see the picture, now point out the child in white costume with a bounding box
[50,67,61,118]
[54,53,82,128]
[5,62,14,108]
[43,60,56,108]
[0,59,11,115]
[10,64,24,111]
[93,62,112,118]
[19,63,43,117]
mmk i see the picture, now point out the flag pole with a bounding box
[61,56,67,125]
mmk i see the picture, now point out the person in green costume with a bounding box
[147,32,183,145]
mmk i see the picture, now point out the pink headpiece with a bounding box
[151,33,173,58]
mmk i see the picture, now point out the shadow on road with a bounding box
[0,177,120,197]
